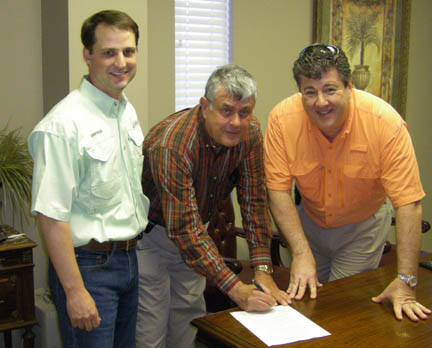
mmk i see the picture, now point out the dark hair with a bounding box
[81,10,139,52]
[204,64,257,105]
[293,44,351,88]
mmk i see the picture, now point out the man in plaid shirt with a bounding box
[137,64,290,348]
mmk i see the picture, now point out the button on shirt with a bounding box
[142,106,273,292]
[29,77,149,246]
[265,89,425,228]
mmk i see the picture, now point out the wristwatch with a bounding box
[397,273,418,288]
[254,265,274,274]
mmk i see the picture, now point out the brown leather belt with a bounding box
[78,237,138,252]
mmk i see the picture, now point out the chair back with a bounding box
[207,197,237,258]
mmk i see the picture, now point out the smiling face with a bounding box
[200,87,255,147]
[83,23,137,100]
[300,68,352,141]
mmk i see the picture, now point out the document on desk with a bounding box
[231,305,330,346]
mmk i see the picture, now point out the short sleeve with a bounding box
[380,124,425,207]
[264,111,293,191]
[29,131,79,221]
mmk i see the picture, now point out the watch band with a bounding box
[397,273,418,288]
[254,265,274,274]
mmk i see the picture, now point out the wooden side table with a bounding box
[0,225,37,348]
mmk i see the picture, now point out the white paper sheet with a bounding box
[230,305,331,346]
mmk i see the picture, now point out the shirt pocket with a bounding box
[83,135,123,214]
[127,123,144,174]
[291,161,323,203]
[342,148,381,205]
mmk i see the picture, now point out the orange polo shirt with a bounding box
[264,89,425,228]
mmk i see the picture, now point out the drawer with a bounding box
[0,272,21,324]
[0,248,33,268]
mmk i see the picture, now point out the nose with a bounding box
[115,52,126,68]
[230,113,241,127]
[316,91,328,107]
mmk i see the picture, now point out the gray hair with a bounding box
[204,64,257,105]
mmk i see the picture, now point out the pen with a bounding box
[252,279,265,292]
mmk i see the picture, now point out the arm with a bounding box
[150,147,276,311]
[236,123,290,305]
[372,201,431,321]
[38,213,101,330]
[268,189,322,299]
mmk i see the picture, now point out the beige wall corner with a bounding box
[406,0,432,252]
[147,0,175,132]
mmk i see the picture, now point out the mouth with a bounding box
[316,109,331,116]
[110,71,128,77]
[226,130,241,136]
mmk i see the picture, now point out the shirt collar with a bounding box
[80,76,128,118]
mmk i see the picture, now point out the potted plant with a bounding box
[345,7,381,90]
[0,125,33,227]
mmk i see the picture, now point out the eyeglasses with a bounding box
[298,44,340,58]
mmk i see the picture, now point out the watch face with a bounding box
[409,277,418,287]
[398,274,417,287]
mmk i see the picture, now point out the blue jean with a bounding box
[49,245,138,348]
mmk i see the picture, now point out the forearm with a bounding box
[395,201,423,275]
[268,189,311,256]
[38,213,86,295]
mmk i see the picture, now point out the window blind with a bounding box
[175,0,231,111]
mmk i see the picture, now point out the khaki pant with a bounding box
[135,224,206,348]
[298,199,393,283]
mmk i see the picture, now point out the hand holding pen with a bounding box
[252,278,291,306]
[252,279,265,293]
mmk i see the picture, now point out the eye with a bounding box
[324,88,337,95]
[123,48,136,57]
[303,90,317,98]
[103,50,115,57]
[220,107,233,117]
[238,109,251,119]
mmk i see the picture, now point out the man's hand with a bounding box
[372,278,431,322]
[227,281,276,312]
[66,287,101,331]
[254,271,291,305]
[37,214,101,331]
[287,253,322,300]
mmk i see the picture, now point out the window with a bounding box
[175,0,231,111]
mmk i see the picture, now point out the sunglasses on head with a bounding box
[299,44,340,58]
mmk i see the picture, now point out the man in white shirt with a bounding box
[28,10,148,348]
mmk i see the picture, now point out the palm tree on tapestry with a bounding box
[345,7,381,90]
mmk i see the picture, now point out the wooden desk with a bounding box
[193,255,432,348]
[0,225,37,348]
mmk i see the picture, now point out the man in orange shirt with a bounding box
[264,44,431,322]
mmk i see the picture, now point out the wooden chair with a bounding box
[204,196,289,312]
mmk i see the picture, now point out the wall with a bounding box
[232,0,312,131]
[399,0,432,251]
[0,0,46,289]
[147,0,175,129]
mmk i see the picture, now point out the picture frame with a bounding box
[313,0,411,118]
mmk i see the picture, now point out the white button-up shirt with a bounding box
[29,77,149,247]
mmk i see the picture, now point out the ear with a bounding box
[83,48,92,65]
[200,97,209,119]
